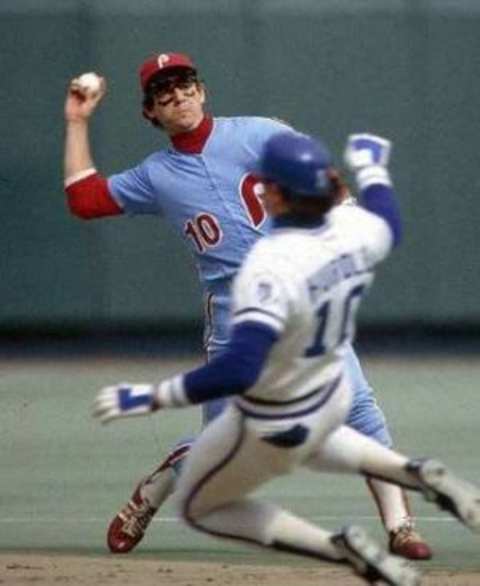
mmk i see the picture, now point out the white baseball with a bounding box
[76,72,102,94]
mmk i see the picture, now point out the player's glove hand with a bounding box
[344,133,392,190]
[344,133,391,169]
[93,383,158,424]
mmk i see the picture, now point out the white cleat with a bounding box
[411,459,480,532]
[332,525,421,586]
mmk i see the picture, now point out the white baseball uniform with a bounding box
[95,135,480,576]
[174,202,394,552]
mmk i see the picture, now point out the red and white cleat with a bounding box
[389,523,433,561]
[107,484,158,553]
[107,442,191,553]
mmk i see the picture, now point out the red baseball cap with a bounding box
[139,52,196,90]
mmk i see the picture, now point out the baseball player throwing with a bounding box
[64,52,431,558]
[93,132,480,586]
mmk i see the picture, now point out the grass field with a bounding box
[1,351,479,584]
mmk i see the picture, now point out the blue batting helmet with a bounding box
[259,131,333,197]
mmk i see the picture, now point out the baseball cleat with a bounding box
[107,443,190,553]
[107,484,158,553]
[389,523,432,561]
[408,459,480,532]
[332,525,421,586]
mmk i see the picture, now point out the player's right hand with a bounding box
[344,133,392,171]
[64,75,107,123]
[93,383,156,424]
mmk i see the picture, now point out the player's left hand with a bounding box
[344,133,392,170]
[93,383,157,424]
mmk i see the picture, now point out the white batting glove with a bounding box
[344,133,392,190]
[93,383,157,424]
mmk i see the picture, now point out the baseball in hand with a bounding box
[73,72,102,96]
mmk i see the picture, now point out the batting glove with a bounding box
[344,133,392,190]
[93,383,158,424]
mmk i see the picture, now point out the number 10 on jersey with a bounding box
[305,284,366,357]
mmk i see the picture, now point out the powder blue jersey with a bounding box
[108,116,288,349]
[108,116,393,446]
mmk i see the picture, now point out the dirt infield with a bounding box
[1,554,479,586]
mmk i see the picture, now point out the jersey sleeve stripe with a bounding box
[232,309,285,332]
[234,307,285,323]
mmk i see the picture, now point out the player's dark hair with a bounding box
[281,169,347,218]
[282,194,335,218]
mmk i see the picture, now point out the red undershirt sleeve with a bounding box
[65,170,123,219]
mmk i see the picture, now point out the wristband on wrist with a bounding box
[356,165,392,190]
[154,375,189,408]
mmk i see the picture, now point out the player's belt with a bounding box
[234,375,341,420]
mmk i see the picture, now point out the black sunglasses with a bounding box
[144,70,199,107]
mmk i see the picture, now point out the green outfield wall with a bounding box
[2,0,479,330]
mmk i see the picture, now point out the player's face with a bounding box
[146,76,206,135]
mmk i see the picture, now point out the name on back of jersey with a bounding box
[307,247,372,303]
